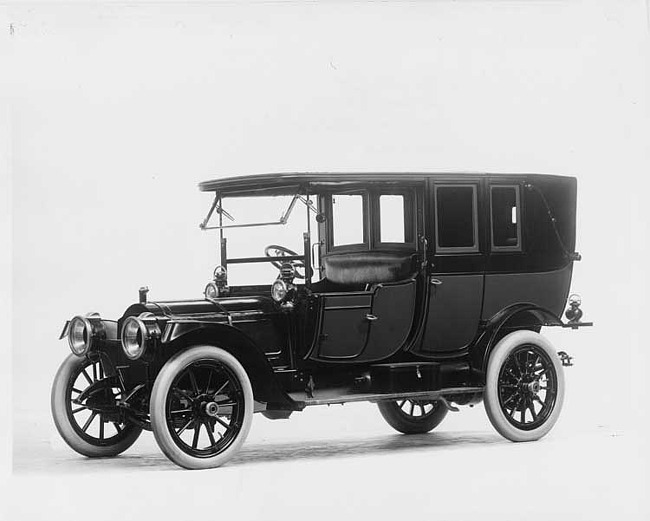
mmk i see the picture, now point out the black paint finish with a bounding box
[419,274,484,353]
[315,292,372,359]
[362,279,416,361]
[310,278,416,362]
[482,264,573,320]
[61,172,585,423]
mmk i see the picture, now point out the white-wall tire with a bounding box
[484,330,565,442]
[150,345,254,470]
[51,354,142,457]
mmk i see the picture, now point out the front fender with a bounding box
[471,302,562,380]
[164,322,299,411]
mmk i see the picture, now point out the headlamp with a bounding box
[271,280,289,302]
[120,313,160,360]
[205,266,228,299]
[205,282,219,300]
[67,313,104,356]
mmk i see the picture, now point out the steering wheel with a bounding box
[264,244,305,279]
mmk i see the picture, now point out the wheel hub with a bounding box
[516,376,541,396]
[204,402,219,417]
[527,380,541,395]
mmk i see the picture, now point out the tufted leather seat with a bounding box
[321,251,417,285]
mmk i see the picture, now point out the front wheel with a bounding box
[484,330,565,442]
[150,345,254,470]
[51,354,143,457]
[377,399,448,434]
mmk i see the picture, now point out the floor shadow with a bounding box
[14,431,506,475]
[230,431,505,467]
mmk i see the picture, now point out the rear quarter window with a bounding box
[490,185,522,251]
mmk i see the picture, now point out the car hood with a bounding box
[120,296,277,323]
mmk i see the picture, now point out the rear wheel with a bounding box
[377,399,448,434]
[484,330,565,442]
[51,354,142,457]
[150,345,253,470]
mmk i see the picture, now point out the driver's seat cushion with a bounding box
[321,251,417,285]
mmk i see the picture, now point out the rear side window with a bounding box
[332,194,365,247]
[490,185,521,251]
[435,185,478,252]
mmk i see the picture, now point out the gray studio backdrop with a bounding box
[6,0,650,519]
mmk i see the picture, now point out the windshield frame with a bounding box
[200,191,318,286]
[199,192,316,231]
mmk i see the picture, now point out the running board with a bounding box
[298,386,484,408]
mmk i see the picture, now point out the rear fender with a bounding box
[166,323,299,411]
[471,303,562,381]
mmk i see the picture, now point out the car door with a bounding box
[417,180,486,354]
[308,187,423,362]
[309,191,371,360]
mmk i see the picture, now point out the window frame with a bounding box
[326,191,370,252]
[489,184,522,253]
[372,189,417,249]
[323,187,419,254]
[434,183,480,254]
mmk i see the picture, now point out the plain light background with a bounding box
[2,0,650,519]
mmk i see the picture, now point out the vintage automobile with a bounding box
[51,172,591,469]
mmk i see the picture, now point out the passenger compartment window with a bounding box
[490,185,521,250]
[379,195,405,243]
[332,194,365,247]
[435,185,478,252]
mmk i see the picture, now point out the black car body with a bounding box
[51,172,591,469]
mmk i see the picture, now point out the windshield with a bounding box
[202,194,319,286]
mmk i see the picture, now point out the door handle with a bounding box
[430,277,443,285]
[365,314,379,322]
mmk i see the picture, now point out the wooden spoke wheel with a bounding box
[51,354,142,457]
[377,398,448,434]
[484,330,565,442]
[150,346,253,469]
